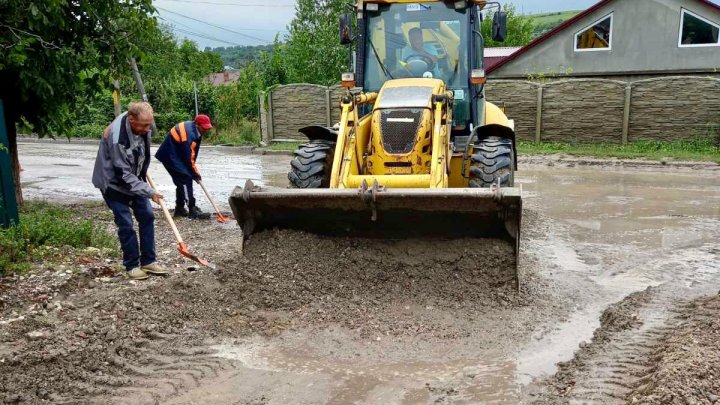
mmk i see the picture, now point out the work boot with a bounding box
[189,206,211,220]
[127,268,149,280]
[174,206,189,218]
[142,262,169,276]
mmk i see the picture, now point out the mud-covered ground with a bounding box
[2,201,718,404]
[0,205,570,404]
[5,142,720,404]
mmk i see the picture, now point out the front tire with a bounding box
[469,137,515,188]
[288,139,336,188]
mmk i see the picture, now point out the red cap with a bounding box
[194,114,213,131]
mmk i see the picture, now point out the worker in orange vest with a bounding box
[155,115,213,220]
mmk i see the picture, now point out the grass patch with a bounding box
[519,138,720,163]
[0,202,118,275]
[268,142,303,151]
[205,119,261,146]
[528,10,581,25]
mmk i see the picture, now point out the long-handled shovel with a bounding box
[146,174,217,270]
[198,181,233,224]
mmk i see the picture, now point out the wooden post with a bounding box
[112,80,122,117]
[129,58,159,137]
[622,84,632,145]
[535,86,543,143]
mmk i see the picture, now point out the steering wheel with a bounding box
[403,54,437,76]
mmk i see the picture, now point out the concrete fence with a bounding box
[259,84,349,144]
[486,76,720,143]
[260,76,720,144]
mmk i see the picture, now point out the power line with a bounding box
[156,6,271,43]
[156,0,294,7]
[159,16,247,46]
[174,28,245,46]
[163,15,285,33]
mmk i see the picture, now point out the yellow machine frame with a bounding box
[328,79,513,191]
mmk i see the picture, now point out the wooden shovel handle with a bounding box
[198,181,223,216]
[146,174,184,245]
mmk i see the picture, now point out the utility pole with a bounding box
[129,58,159,136]
[193,81,199,116]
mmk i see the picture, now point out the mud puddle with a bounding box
[18,141,289,208]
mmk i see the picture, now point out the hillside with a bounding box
[528,10,581,37]
[209,44,274,69]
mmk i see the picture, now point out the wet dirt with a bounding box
[629,293,720,405]
[0,204,570,404]
[5,142,720,403]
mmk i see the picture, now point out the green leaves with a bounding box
[283,0,349,85]
[0,0,158,135]
[482,4,536,47]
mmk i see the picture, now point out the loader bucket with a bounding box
[230,180,522,287]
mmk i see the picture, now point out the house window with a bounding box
[574,14,613,52]
[679,9,720,47]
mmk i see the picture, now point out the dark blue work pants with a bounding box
[163,165,196,208]
[103,189,156,271]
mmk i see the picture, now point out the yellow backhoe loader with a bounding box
[230,0,522,286]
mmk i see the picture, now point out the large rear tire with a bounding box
[469,137,515,188]
[288,139,336,188]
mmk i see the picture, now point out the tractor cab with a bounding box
[352,1,507,140]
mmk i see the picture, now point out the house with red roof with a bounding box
[489,0,720,80]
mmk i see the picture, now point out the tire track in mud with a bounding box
[532,245,720,404]
[104,343,236,405]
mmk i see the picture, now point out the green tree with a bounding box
[0,0,157,206]
[284,0,348,85]
[482,4,536,47]
[177,39,224,80]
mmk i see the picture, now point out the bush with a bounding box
[206,119,260,145]
[154,111,192,135]
[69,123,106,139]
[0,202,118,275]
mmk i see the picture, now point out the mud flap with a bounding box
[230,180,522,287]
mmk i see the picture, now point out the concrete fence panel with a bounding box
[629,76,720,141]
[485,80,540,141]
[542,79,627,143]
[329,85,346,124]
[270,84,328,141]
[261,76,719,144]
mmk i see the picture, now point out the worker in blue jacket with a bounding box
[155,115,213,220]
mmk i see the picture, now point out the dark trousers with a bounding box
[164,166,195,208]
[103,189,156,271]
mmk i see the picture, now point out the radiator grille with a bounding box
[380,109,423,154]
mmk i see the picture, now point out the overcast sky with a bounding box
[153,0,720,48]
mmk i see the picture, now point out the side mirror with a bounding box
[340,14,352,45]
[492,11,508,42]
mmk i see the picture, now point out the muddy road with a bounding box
[3,141,720,404]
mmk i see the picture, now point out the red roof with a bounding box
[206,71,240,86]
[487,0,720,74]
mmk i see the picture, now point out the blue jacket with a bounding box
[155,121,203,180]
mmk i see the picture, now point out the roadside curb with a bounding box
[520,155,720,171]
[18,136,99,145]
[18,137,717,168]
[253,148,294,156]
[18,137,296,156]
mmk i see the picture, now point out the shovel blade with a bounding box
[178,243,217,270]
